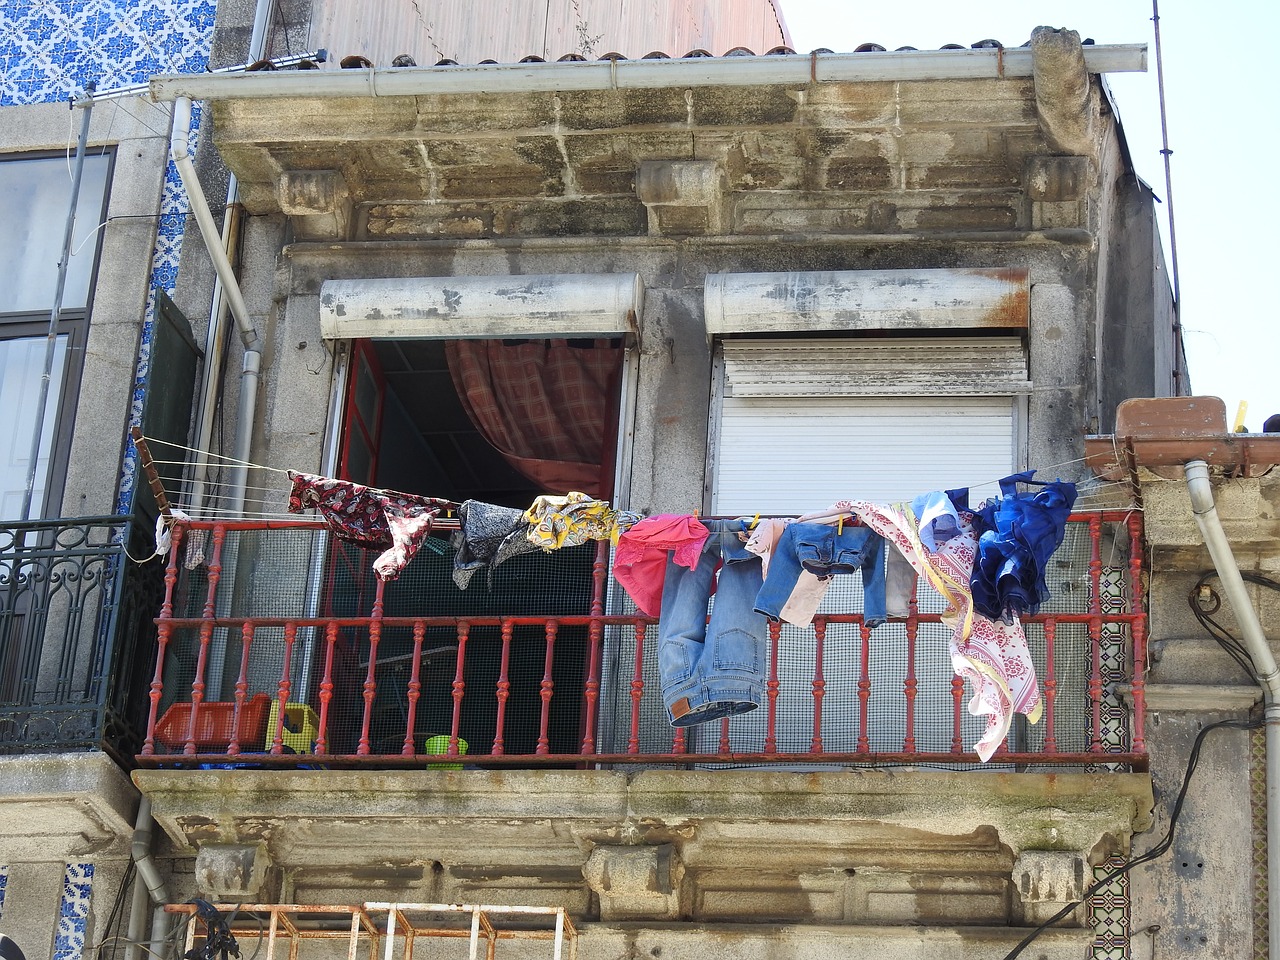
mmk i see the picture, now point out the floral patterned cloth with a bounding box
[287,472,452,581]
[523,491,640,550]
[838,498,1043,762]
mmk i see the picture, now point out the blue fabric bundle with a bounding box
[971,471,1077,621]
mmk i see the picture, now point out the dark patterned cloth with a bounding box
[970,471,1078,621]
[287,472,452,581]
[450,499,541,590]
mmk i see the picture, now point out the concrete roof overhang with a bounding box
[149,44,1146,226]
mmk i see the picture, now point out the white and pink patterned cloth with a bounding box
[837,499,1043,762]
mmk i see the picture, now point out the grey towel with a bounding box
[450,500,540,589]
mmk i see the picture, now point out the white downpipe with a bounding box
[169,98,260,355]
[170,95,263,699]
[168,96,263,504]
[1185,459,1280,960]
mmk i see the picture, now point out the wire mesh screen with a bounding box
[155,525,596,758]
[599,514,1141,763]
[600,572,989,758]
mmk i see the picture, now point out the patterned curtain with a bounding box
[445,339,622,496]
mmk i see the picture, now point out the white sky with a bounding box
[779,1,1280,432]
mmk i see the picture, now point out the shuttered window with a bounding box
[710,337,1027,511]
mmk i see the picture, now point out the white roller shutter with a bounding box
[711,338,1025,512]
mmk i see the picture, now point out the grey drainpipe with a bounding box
[169,94,262,697]
[127,796,171,960]
[169,94,262,518]
[1184,459,1280,959]
[187,0,273,523]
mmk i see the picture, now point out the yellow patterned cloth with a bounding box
[523,492,638,550]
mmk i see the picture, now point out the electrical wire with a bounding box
[1188,571,1280,682]
[1001,715,1264,960]
[91,860,135,960]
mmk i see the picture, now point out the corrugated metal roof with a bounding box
[301,0,790,70]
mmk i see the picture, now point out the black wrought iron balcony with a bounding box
[0,516,163,758]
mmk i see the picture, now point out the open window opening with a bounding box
[321,336,626,757]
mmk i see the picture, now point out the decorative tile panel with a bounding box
[53,861,94,960]
[0,0,215,106]
[1089,565,1131,771]
[1089,854,1130,960]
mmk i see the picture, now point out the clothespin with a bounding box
[837,516,844,535]
[750,513,760,530]
[693,508,699,519]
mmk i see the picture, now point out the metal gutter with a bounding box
[149,43,1146,102]
[1184,459,1280,960]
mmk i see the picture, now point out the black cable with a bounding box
[1001,715,1264,960]
[273,1,294,58]
[1189,571,1280,681]
[94,861,136,960]
[165,909,196,960]
[1188,582,1257,680]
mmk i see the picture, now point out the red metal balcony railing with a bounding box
[136,512,1148,770]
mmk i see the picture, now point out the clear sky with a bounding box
[779,1,1279,432]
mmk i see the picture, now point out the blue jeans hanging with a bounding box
[658,519,768,728]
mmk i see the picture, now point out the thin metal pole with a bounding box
[21,83,95,521]
[1151,0,1184,393]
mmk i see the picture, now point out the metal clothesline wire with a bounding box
[163,485,1139,526]
[138,432,1119,508]
[168,473,1134,506]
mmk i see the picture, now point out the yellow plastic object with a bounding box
[265,701,319,754]
[424,734,469,769]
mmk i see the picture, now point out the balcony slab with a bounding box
[133,767,1151,924]
[0,752,139,861]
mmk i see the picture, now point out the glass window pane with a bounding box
[0,335,68,519]
[0,154,111,314]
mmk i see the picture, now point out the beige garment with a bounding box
[743,517,791,577]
